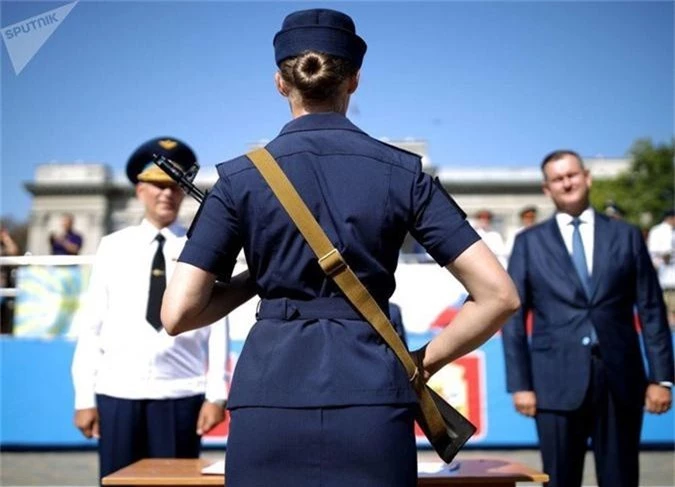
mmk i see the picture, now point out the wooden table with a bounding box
[102,458,548,487]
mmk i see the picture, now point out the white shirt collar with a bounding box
[139,219,184,243]
[555,207,595,228]
[554,207,595,274]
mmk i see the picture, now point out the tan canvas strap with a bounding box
[246,147,447,443]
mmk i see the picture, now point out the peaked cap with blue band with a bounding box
[126,137,198,185]
[273,9,367,68]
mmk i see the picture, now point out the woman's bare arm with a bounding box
[161,263,257,335]
[413,240,520,380]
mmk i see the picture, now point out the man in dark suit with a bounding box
[502,150,673,487]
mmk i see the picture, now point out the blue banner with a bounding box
[1,335,672,448]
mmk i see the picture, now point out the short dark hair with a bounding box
[519,205,537,217]
[475,209,493,220]
[540,150,584,178]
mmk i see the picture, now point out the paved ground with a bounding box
[1,449,673,486]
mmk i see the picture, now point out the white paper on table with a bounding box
[417,461,461,476]
[201,460,225,475]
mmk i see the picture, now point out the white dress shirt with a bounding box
[475,227,507,267]
[71,219,228,410]
[647,221,674,256]
[555,208,595,276]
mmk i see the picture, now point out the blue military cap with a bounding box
[273,8,367,68]
[126,137,198,185]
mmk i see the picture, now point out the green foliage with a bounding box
[590,138,674,227]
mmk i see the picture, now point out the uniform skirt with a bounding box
[225,404,417,487]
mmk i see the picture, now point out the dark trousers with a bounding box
[226,405,417,487]
[96,393,204,480]
[535,352,643,487]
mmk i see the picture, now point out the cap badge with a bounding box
[158,139,178,150]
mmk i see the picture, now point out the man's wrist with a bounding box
[657,381,673,389]
[207,399,227,408]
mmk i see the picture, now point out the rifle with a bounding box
[152,154,206,204]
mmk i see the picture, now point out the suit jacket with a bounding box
[503,211,674,411]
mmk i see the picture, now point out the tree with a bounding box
[591,138,674,228]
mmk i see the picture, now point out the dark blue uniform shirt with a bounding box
[180,113,479,408]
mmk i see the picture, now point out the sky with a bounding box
[1,0,673,221]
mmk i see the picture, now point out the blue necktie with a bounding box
[571,218,591,297]
[571,218,598,345]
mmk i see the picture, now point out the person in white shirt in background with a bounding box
[648,209,675,267]
[472,209,507,267]
[648,209,675,327]
[658,253,675,328]
[71,137,228,481]
[505,205,538,256]
[603,200,625,221]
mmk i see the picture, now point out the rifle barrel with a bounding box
[152,155,206,204]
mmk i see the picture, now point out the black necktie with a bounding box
[146,233,166,331]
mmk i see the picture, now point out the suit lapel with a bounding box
[589,212,610,300]
[542,217,588,298]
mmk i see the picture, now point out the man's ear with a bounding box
[347,71,360,94]
[135,182,146,202]
[274,71,289,97]
[542,181,550,198]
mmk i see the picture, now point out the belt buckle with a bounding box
[318,248,347,277]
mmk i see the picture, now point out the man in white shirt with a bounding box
[472,209,507,267]
[648,210,675,325]
[71,137,228,480]
[505,205,538,256]
[647,209,675,266]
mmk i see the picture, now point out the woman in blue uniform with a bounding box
[162,8,519,487]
